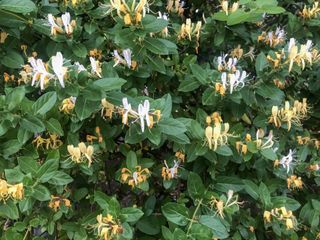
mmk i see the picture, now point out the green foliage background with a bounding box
[0,0,320,239]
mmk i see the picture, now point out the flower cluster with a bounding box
[264,207,297,230]
[166,0,185,16]
[95,214,123,240]
[32,133,63,150]
[299,2,320,19]
[59,96,76,114]
[67,142,94,167]
[161,160,179,180]
[220,0,239,15]
[257,27,286,47]
[178,18,202,53]
[297,136,320,149]
[204,112,234,151]
[121,166,150,188]
[287,175,303,190]
[209,190,242,219]
[48,195,71,212]
[113,48,137,69]
[269,99,310,131]
[86,127,103,144]
[48,12,76,36]
[0,179,24,202]
[109,0,149,25]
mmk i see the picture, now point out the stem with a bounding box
[186,199,203,237]
[23,228,30,240]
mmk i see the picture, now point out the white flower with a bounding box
[138,100,151,132]
[48,14,59,35]
[61,12,72,34]
[113,49,132,68]
[90,57,102,78]
[122,97,134,125]
[122,49,132,68]
[217,54,237,71]
[288,38,296,52]
[279,149,296,174]
[225,70,247,94]
[74,62,86,72]
[51,52,66,88]
[29,57,52,90]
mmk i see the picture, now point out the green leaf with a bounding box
[256,83,284,101]
[32,92,57,115]
[144,37,168,55]
[36,158,59,183]
[158,118,187,136]
[126,151,138,169]
[190,64,208,84]
[0,0,37,13]
[6,86,25,111]
[75,96,99,121]
[32,184,51,201]
[2,139,23,156]
[46,118,64,136]
[0,201,19,220]
[93,78,127,91]
[161,203,189,226]
[145,55,166,74]
[18,156,38,175]
[143,17,168,33]
[121,207,144,222]
[72,42,87,58]
[5,168,24,183]
[199,215,229,239]
[242,180,259,200]
[187,172,205,200]
[255,52,269,73]
[178,78,200,92]
[1,50,24,68]
[48,171,73,185]
[215,145,233,156]
[202,88,218,106]
[189,223,213,239]
[259,182,271,208]
[20,115,45,133]
[261,148,277,160]
[227,10,249,25]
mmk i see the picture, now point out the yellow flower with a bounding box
[175,151,185,162]
[221,1,239,15]
[0,179,24,202]
[205,120,233,151]
[101,99,115,119]
[299,2,320,19]
[263,211,271,222]
[32,134,63,149]
[161,160,179,180]
[121,166,150,188]
[287,175,303,190]
[210,190,242,219]
[67,142,94,167]
[96,214,123,240]
[48,195,71,212]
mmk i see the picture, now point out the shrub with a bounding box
[0,0,320,239]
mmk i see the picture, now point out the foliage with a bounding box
[0,0,320,239]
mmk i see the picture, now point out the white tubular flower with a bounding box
[221,72,227,89]
[288,38,296,52]
[138,100,151,132]
[51,52,66,88]
[279,149,296,174]
[74,62,86,72]
[226,70,247,94]
[113,50,124,67]
[61,12,72,34]
[48,14,59,35]
[29,57,52,90]
[122,49,132,68]
[122,97,133,125]
[90,57,102,78]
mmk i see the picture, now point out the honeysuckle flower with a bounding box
[157,12,169,37]
[113,49,132,68]
[48,14,63,35]
[96,214,123,240]
[74,62,86,72]
[299,2,320,19]
[0,179,24,202]
[48,195,71,212]
[287,175,303,190]
[258,27,286,47]
[121,97,134,125]
[121,166,150,188]
[29,57,53,90]
[255,129,275,150]
[60,96,76,114]
[138,100,151,132]
[175,151,185,162]
[264,207,297,229]
[101,99,115,119]
[279,149,296,174]
[51,52,66,88]
[221,0,239,15]
[90,57,102,78]
[67,142,94,167]
[61,12,73,34]
[218,70,247,95]
[178,18,202,52]
[161,160,179,180]
[32,134,63,149]
[217,54,238,72]
[205,121,234,151]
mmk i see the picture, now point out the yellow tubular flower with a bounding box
[263,211,271,222]
[101,99,115,119]
[121,166,150,188]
